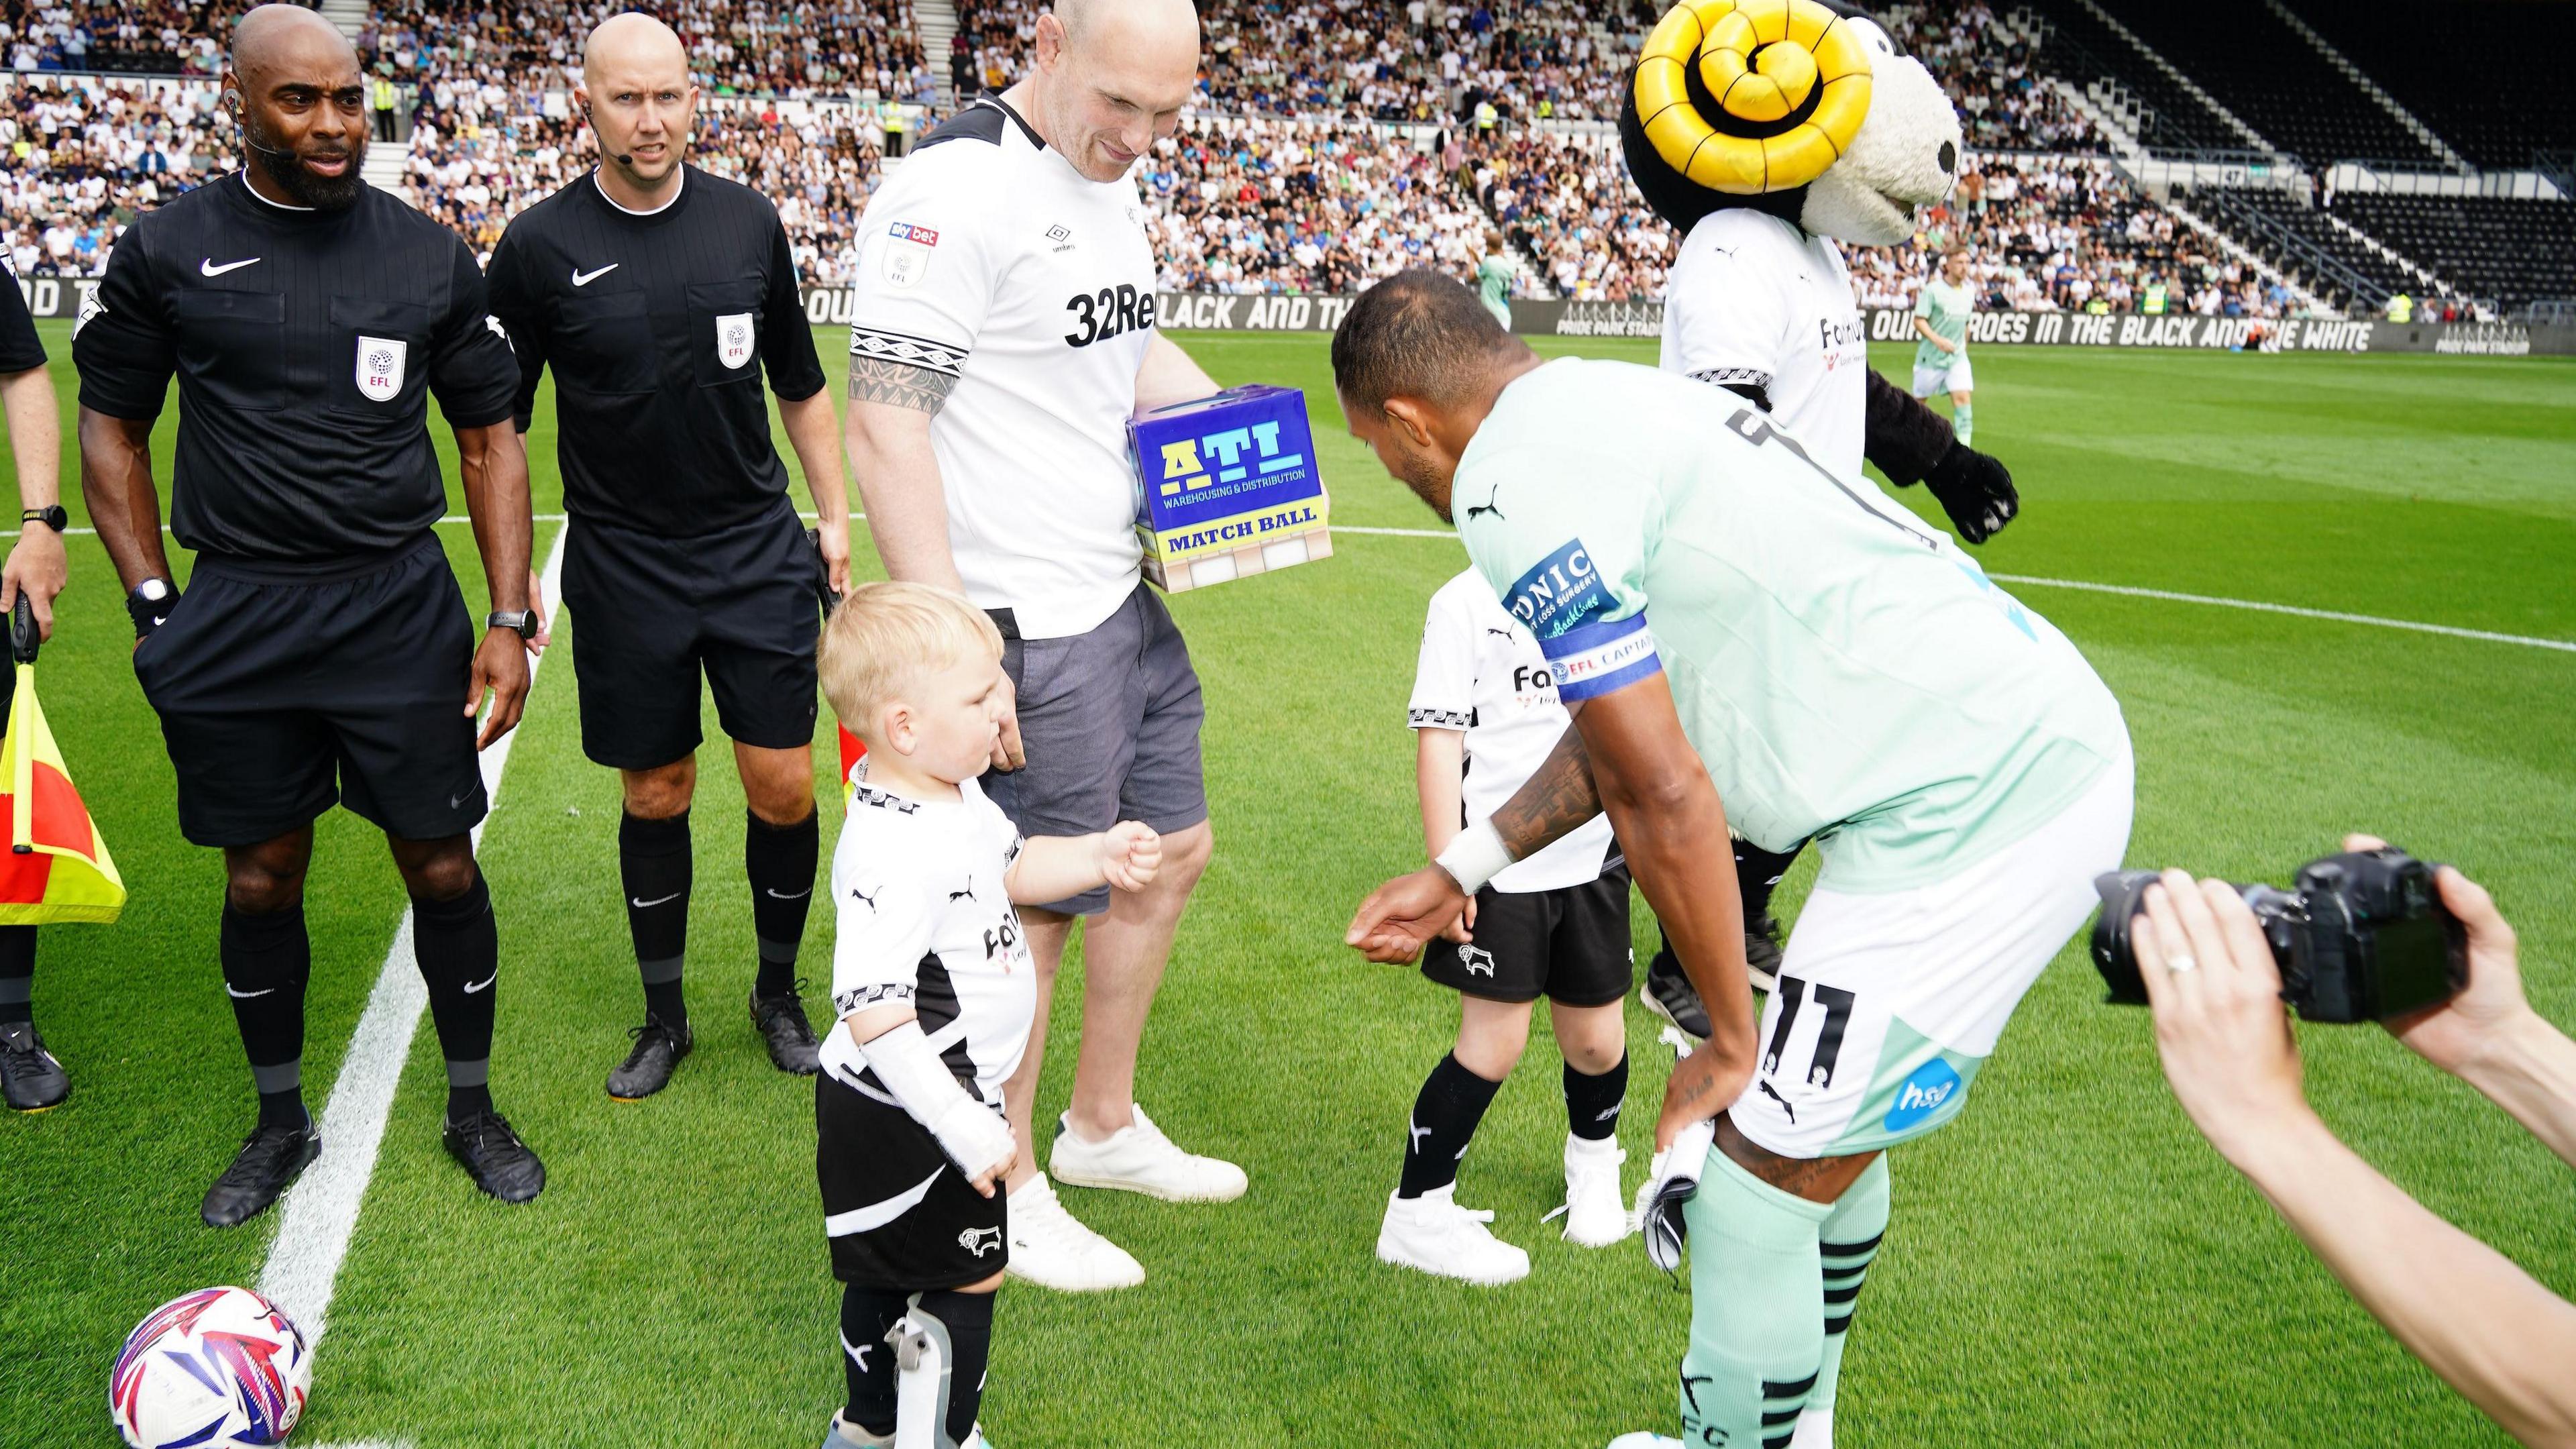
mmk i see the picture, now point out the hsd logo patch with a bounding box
[355,335,407,402]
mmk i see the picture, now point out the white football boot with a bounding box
[1605,1436,1685,1449]
[1004,1172,1146,1292]
[1788,1406,1835,1448]
[1549,1132,1635,1247]
[1049,1104,1248,1203]
[1376,1185,1532,1285]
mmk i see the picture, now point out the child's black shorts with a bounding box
[818,1068,1009,1290]
[1421,863,1633,1006]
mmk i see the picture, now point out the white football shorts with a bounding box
[1728,743,2134,1159]
[1911,353,1974,397]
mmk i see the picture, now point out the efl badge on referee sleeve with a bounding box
[716,313,755,370]
[1127,386,1332,593]
[881,221,938,290]
[355,335,407,402]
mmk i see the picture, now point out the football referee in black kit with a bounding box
[486,13,851,1102]
[72,5,548,1226]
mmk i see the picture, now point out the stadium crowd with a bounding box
[358,0,930,100]
[1878,2,2102,154]
[2,0,225,76]
[1,74,231,276]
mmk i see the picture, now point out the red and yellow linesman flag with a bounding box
[0,657,125,924]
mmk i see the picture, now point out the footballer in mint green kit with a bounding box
[1911,245,1977,443]
[1335,272,2131,1449]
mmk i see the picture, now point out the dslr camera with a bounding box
[2091,847,2465,1023]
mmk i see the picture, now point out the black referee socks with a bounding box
[413,871,498,1124]
[1566,1053,1629,1141]
[621,810,692,1027]
[1399,1053,1505,1199]
[0,925,34,1025]
[745,808,818,999]
[221,902,312,1129]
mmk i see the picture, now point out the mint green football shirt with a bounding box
[1452,358,2127,893]
[1913,277,1973,371]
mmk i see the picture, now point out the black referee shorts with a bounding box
[1422,864,1635,1006]
[818,1069,1008,1291]
[133,535,486,849]
[561,498,821,771]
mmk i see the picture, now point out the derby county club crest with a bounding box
[716,313,755,370]
[355,335,407,402]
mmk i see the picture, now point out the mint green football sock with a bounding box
[1804,1155,1890,1435]
[1951,401,1974,447]
[1678,1145,1833,1449]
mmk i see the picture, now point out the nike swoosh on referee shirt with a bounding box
[200,257,262,278]
[572,264,620,286]
[631,892,682,909]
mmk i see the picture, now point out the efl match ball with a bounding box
[109,1287,312,1449]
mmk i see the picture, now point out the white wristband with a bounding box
[1434,818,1513,896]
[857,1020,1010,1173]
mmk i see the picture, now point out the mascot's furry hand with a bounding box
[1921,440,2019,544]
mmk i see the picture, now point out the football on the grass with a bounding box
[109,1286,311,1448]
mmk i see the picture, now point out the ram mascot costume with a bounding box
[1620,0,2025,1040]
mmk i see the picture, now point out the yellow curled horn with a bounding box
[1632,0,1872,195]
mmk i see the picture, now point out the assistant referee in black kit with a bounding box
[486,13,851,1103]
[74,5,547,1226]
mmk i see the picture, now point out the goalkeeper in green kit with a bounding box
[1336,271,2132,1449]
[1911,244,1977,445]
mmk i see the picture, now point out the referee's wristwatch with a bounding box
[20,506,66,534]
[486,609,541,641]
[127,578,179,639]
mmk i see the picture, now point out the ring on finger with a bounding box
[2166,953,2199,973]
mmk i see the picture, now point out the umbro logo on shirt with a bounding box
[199,257,262,278]
[1046,224,1074,252]
[572,264,620,286]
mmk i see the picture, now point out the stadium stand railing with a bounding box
[2286,0,2576,175]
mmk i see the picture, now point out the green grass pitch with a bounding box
[3,319,2573,1448]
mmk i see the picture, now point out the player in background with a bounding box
[1380,570,1634,1286]
[1336,272,2131,1449]
[485,13,851,1102]
[1474,231,1517,332]
[1911,244,1976,444]
[0,248,70,1110]
[814,582,1161,1449]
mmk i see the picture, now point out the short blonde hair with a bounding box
[818,582,1004,741]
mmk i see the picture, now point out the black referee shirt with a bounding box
[72,173,519,566]
[486,166,827,537]
[0,253,46,374]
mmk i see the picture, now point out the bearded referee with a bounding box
[73,6,546,1225]
[486,13,849,1102]
[844,0,1245,1292]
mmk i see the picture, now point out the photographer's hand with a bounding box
[2346,834,2576,1169]
[2131,870,2316,1167]
[2135,868,2576,1448]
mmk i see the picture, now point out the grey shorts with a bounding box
[981,584,1208,916]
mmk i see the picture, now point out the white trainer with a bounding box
[1003,1172,1145,1292]
[1049,1104,1248,1203]
[1375,1185,1531,1286]
[1549,1132,1634,1248]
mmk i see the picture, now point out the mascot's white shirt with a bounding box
[1658,209,1868,481]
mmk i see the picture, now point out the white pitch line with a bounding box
[1984,573,2576,654]
[254,523,571,1346]
[1316,524,2576,655]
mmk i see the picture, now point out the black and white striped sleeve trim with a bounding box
[1409,708,1473,729]
[1688,366,1774,389]
[834,981,916,1016]
[850,327,970,378]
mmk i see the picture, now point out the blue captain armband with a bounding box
[1539,613,1661,701]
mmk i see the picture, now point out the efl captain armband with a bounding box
[1128,385,1330,592]
[1537,613,1662,702]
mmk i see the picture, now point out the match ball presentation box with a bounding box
[1129,386,1332,593]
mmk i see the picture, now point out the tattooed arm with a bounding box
[843,356,965,593]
